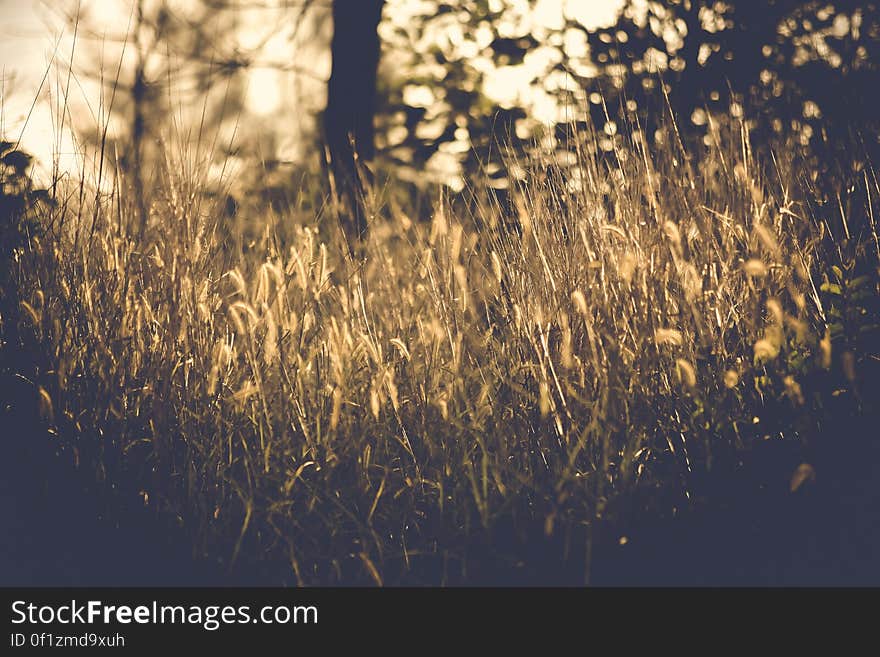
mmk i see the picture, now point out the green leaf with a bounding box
[820,282,842,296]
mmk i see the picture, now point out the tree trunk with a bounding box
[324,0,385,251]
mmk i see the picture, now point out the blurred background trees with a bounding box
[38,0,880,221]
[584,1,880,191]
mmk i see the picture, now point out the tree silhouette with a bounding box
[324,0,385,251]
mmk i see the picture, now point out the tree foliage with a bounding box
[581,2,880,172]
[379,0,880,193]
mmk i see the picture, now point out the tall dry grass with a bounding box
[8,109,878,584]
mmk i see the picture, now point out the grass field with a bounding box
[2,108,879,585]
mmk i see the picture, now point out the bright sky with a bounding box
[0,1,73,175]
[1,0,624,178]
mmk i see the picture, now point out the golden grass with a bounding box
[11,114,877,584]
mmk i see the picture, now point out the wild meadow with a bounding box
[2,96,879,584]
